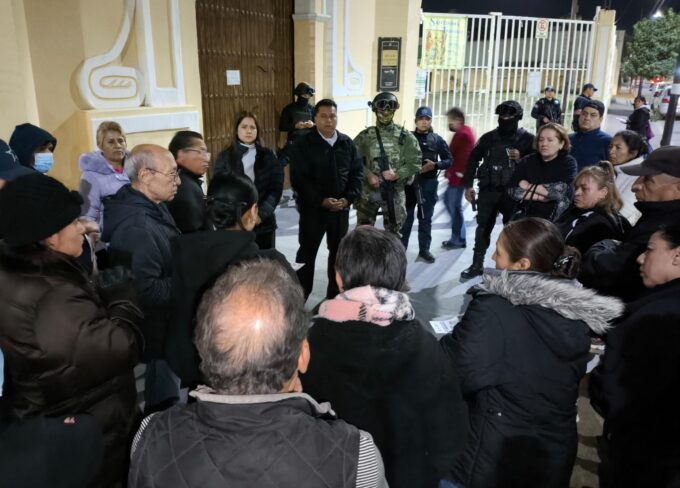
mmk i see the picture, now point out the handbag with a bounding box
[510,183,538,222]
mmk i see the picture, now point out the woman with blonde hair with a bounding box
[78,121,130,229]
[555,161,631,255]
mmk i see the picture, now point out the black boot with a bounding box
[460,252,485,280]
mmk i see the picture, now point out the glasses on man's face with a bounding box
[580,111,600,119]
[184,148,211,157]
[148,168,180,181]
[373,100,398,111]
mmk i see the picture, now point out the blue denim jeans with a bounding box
[443,184,466,245]
[401,177,439,251]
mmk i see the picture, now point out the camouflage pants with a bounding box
[355,189,407,235]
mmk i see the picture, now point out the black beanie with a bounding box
[0,173,83,247]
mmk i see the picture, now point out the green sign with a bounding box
[421,15,467,70]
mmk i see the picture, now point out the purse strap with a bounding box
[520,183,538,203]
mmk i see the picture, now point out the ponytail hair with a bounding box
[575,161,623,215]
[501,217,581,279]
[206,173,258,230]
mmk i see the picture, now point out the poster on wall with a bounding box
[420,15,467,70]
[378,37,401,91]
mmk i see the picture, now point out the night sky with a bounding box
[420,0,680,32]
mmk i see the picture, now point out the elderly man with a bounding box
[128,259,387,488]
[103,144,181,412]
[569,99,612,170]
[580,145,680,301]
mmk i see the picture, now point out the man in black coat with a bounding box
[572,83,597,131]
[166,130,208,233]
[461,100,535,279]
[290,98,364,299]
[580,145,680,301]
[530,86,563,132]
[625,96,652,150]
[103,144,181,412]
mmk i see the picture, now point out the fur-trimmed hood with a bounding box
[475,271,624,336]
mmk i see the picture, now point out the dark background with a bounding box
[420,0,680,31]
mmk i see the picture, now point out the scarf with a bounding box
[318,286,415,326]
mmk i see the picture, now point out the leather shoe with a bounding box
[460,263,483,280]
[442,241,466,250]
[418,250,436,263]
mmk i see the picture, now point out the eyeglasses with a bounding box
[184,148,211,157]
[580,111,601,119]
[147,168,180,181]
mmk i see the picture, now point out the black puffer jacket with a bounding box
[0,246,142,487]
[555,205,631,255]
[580,199,680,301]
[213,144,283,235]
[589,278,680,487]
[440,271,623,488]
[103,184,180,359]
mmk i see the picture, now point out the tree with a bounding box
[622,9,680,95]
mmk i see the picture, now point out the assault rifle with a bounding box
[375,127,397,227]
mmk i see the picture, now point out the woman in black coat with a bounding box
[508,123,577,221]
[166,173,290,388]
[590,224,680,488]
[213,111,284,249]
[301,226,468,488]
[555,161,631,255]
[440,218,624,488]
[0,174,143,487]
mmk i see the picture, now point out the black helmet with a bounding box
[294,82,315,97]
[495,100,523,120]
[368,92,400,112]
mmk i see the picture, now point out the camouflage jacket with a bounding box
[353,123,422,191]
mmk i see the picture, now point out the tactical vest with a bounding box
[477,128,526,189]
[414,131,439,179]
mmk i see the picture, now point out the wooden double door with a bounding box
[196,0,294,157]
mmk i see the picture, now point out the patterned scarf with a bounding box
[317,286,415,326]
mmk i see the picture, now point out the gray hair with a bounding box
[194,258,309,395]
[124,145,158,182]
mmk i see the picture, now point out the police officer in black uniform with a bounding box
[461,100,535,280]
[278,82,315,164]
[531,86,563,132]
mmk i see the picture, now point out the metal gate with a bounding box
[416,12,596,136]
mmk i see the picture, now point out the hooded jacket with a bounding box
[0,245,142,487]
[166,229,289,387]
[103,184,180,359]
[8,123,57,168]
[78,150,130,228]
[440,271,624,488]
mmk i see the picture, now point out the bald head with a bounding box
[127,144,179,203]
[195,259,309,395]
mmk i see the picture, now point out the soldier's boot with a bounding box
[460,252,485,281]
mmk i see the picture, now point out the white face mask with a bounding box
[34,152,54,174]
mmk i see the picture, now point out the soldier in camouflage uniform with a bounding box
[353,92,421,235]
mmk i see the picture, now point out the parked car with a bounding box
[655,86,680,117]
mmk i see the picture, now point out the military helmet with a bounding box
[495,100,523,120]
[369,92,400,112]
[294,82,315,96]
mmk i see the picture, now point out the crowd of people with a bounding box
[0,80,678,488]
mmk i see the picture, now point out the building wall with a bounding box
[3,0,202,189]
[294,0,423,137]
